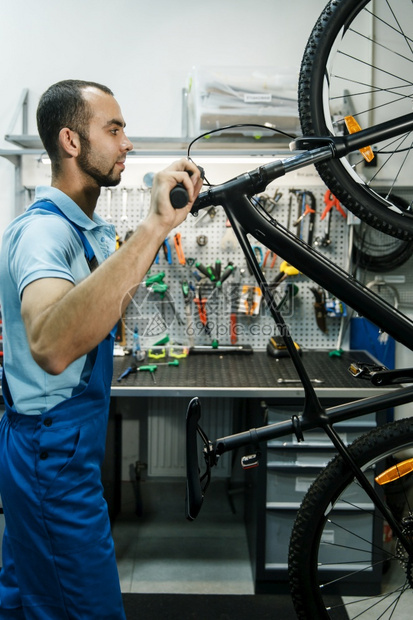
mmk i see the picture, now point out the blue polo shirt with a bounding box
[0,186,116,415]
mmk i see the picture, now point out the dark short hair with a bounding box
[36,79,114,166]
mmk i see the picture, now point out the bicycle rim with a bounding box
[289,417,413,619]
[299,0,413,241]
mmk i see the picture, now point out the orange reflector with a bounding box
[375,457,413,485]
[344,115,375,163]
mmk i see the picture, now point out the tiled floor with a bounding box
[112,479,254,595]
[342,560,413,618]
[113,480,412,618]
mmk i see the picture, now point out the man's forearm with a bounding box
[23,215,168,374]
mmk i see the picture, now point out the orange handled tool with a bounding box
[174,233,186,265]
[321,190,347,220]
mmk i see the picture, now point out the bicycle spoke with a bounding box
[348,28,413,64]
[348,586,407,620]
[299,0,413,239]
[289,415,413,618]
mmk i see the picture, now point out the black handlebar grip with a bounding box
[170,183,190,208]
[170,165,205,209]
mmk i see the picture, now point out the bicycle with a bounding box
[180,1,413,618]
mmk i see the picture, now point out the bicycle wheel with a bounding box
[299,0,413,241]
[289,417,413,619]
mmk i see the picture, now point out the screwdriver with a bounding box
[117,363,137,382]
[216,262,235,288]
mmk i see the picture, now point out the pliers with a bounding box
[321,190,347,220]
[263,250,277,269]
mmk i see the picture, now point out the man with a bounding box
[0,79,203,619]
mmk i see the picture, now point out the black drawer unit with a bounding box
[244,398,388,594]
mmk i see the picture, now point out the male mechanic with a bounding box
[0,79,202,619]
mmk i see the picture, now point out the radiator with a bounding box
[148,397,232,477]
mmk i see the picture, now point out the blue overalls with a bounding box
[0,203,125,619]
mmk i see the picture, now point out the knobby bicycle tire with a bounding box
[353,224,413,273]
[289,417,413,619]
[299,0,413,241]
[352,193,413,272]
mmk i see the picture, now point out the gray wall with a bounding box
[0,0,326,233]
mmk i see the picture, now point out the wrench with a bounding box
[277,378,324,385]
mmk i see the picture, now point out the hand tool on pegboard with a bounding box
[194,206,217,226]
[269,260,299,289]
[256,189,282,215]
[193,280,211,336]
[173,232,186,265]
[181,280,194,347]
[315,190,347,248]
[194,260,236,345]
[311,286,328,333]
[263,249,277,271]
[239,285,262,317]
[145,272,185,326]
[293,190,316,246]
[155,237,172,265]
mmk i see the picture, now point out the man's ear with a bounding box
[58,127,80,158]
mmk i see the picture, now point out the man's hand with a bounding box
[148,158,204,231]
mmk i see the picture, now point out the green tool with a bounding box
[155,360,179,367]
[145,272,165,286]
[138,364,157,383]
[150,282,169,298]
[153,335,170,346]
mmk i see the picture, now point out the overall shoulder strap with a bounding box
[28,200,98,272]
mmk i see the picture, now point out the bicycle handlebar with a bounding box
[192,145,334,215]
[172,112,413,211]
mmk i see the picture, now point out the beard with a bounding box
[77,137,122,188]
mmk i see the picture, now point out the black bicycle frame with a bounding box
[188,112,413,549]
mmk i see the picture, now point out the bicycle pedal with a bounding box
[348,362,387,379]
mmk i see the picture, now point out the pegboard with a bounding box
[353,186,413,311]
[94,161,350,353]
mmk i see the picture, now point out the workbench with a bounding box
[108,348,393,504]
[107,348,397,593]
[111,349,389,398]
